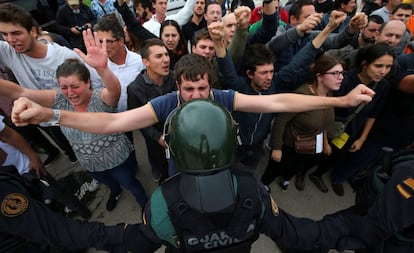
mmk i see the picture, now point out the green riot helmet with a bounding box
[165,99,237,174]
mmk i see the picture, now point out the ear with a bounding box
[316,73,323,81]
[289,15,296,25]
[191,44,196,53]
[30,26,38,38]
[361,60,367,67]
[87,79,92,89]
[119,37,125,45]
[246,69,254,79]
[142,58,150,67]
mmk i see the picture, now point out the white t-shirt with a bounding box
[108,48,145,112]
[0,41,103,90]
[143,0,196,37]
[0,115,29,175]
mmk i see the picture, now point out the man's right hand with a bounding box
[271,150,282,162]
[11,97,52,127]
[297,13,323,34]
[234,6,251,29]
[208,21,225,42]
[326,10,347,32]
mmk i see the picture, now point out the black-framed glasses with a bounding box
[99,38,119,45]
[324,71,346,78]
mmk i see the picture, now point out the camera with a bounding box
[76,25,89,32]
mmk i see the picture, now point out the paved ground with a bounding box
[45,130,355,253]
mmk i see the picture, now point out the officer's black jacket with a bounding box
[124,169,371,253]
[351,160,414,253]
[0,167,124,252]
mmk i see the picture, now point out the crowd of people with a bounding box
[1,0,414,252]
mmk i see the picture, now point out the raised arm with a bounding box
[274,11,348,91]
[247,0,279,45]
[169,0,196,26]
[115,0,157,41]
[12,97,157,134]
[0,79,56,108]
[227,7,251,65]
[321,13,367,51]
[266,13,323,53]
[235,84,375,113]
[75,29,121,107]
[209,21,246,90]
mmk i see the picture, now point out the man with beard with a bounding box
[328,14,384,66]
[182,0,207,42]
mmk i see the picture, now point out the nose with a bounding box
[387,36,398,46]
[162,55,170,63]
[379,66,387,74]
[266,73,273,80]
[192,90,202,99]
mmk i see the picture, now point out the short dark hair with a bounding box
[244,43,275,73]
[205,1,221,14]
[140,38,167,59]
[193,29,212,46]
[56,58,90,83]
[289,0,314,21]
[134,0,153,20]
[135,0,153,9]
[333,0,353,10]
[368,14,384,25]
[93,14,125,40]
[355,42,395,71]
[0,3,37,32]
[392,3,414,15]
[310,53,344,84]
[173,54,212,86]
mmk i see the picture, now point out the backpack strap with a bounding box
[161,176,217,233]
[226,169,263,240]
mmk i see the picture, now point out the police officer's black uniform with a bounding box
[123,168,363,253]
[0,165,125,252]
[353,159,414,253]
[121,100,371,253]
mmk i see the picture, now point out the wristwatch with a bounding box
[39,109,61,127]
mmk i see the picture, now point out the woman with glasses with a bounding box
[261,54,345,191]
[309,43,394,196]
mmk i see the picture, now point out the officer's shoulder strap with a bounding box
[226,169,264,239]
[149,184,179,247]
[160,175,216,233]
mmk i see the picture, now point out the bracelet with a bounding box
[39,109,61,127]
